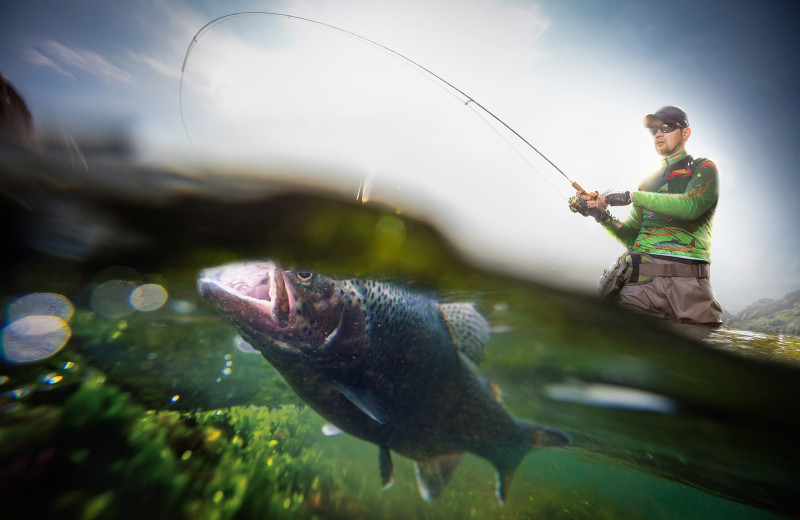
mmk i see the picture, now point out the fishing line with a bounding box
[179,11,584,199]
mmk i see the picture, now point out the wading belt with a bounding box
[630,254,710,281]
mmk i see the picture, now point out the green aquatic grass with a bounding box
[0,358,651,520]
[1,358,788,520]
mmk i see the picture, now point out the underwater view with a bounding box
[3,3,800,518]
[1,151,799,520]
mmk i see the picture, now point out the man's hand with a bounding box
[570,191,610,223]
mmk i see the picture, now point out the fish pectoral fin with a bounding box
[379,445,394,490]
[413,453,464,502]
[321,423,344,436]
[332,381,388,424]
[439,302,490,365]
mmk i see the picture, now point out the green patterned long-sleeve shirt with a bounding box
[602,149,719,262]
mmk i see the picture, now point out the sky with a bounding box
[1,0,799,313]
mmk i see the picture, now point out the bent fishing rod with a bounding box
[180,12,591,205]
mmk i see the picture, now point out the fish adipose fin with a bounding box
[439,303,490,365]
[333,381,388,424]
[522,422,572,448]
[379,445,394,490]
[414,453,465,501]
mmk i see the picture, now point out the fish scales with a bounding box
[197,260,569,503]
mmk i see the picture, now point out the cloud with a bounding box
[27,40,132,84]
[22,48,74,79]
[128,52,182,80]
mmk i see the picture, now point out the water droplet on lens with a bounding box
[7,293,74,323]
[41,373,63,385]
[7,387,31,400]
[2,315,71,364]
[90,280,137,318]
[130,284,168,312]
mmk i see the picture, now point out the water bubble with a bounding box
[90,280,137,318]
[220,367,232,377]
[146,352,157,360]
[130,284,168,312]
[2,315,72,364]
[170,395,180,403]
[6,293,74,323]
[233,335,259,354]
[0,376,8,386]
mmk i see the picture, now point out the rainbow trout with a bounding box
[197,260,569,503]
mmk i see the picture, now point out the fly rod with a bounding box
[180,12,589,198]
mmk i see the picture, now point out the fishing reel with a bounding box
[568,195,590,216]
[569,191,611,223]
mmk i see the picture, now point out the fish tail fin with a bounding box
[414,453,464,501]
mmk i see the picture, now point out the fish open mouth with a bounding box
[197,260,296,329]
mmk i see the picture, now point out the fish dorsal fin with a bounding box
[413,453,464,501]
[332,381,387,424]
[379,445,394,490]
[439,303,490,365]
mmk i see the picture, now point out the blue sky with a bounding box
[1,0,798,312]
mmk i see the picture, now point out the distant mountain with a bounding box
[725,290,800,335]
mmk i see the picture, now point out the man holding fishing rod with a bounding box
[574,106,722,326]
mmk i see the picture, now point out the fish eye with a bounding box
[295,272,313,284]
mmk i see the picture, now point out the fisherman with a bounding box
[575,106,722,326]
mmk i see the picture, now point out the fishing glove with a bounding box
[602,190,632,206]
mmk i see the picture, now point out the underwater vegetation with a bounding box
[0,351,645,520]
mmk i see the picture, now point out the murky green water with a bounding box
[1,158,798,519]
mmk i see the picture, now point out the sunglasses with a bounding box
[648,123,684,136]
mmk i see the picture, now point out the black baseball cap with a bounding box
[644,106,689,128]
